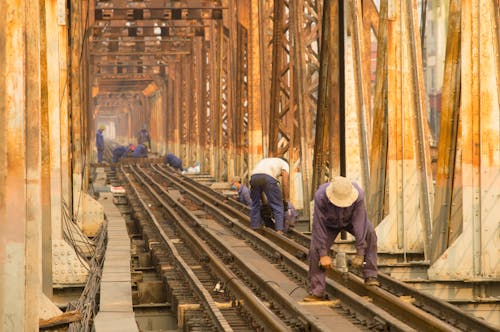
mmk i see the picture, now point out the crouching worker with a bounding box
[231,176,251,206]
[132,144,148,158]
[112,144,132,163]
[164,153,183,171]
[304,176,378,302]
[249,157,290,235]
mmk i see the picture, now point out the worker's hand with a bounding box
[283,200,289,212]
[351,255,364,268]
[319,256,333,269]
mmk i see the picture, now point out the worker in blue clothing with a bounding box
[231,176,251,206]
[164,153,183,171]
[132,144,148,158]
[249,157,290,234]
[112,145,131,163]
[95,125,105,163]
[303,176,379,302]
[137,126,151,149]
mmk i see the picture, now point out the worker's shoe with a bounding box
[302,294,325,302]
[364,277,380,286]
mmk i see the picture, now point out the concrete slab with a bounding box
[100,281,134,312]
[94,312,139,332]
[101,272,132,283]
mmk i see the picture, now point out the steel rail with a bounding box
[123,166,235,331]
[150,165,418,331]
[125,165,293,331]
[154,164,498,332]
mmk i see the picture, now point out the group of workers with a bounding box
[96,125,151,164]
[97,125,379,303]
[232,157,379,302]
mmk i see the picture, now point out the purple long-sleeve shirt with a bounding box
[312,182,370,257]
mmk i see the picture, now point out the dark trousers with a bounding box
[97,149,103,163]
[308,221,378,297]
[250,174,284,231]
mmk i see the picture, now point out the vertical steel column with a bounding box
[226,0,239,180]
[70,0,84,213]
[312,0,341,191]
[209,21,223,179]
[430,0,461,263]
[26,0,44,324]
[362,0,379,115]
[40,0,53,297]
[173,61,182,157]
[258,0,275,154]
[367,0,389,226]
[290,0,321,214]
[268,0,284,156]
[248,0,264,173]
[235,25,249,178]
[429,0,500,280]
[201,40,211,172]
[1,1,30,328]
[193,36,204,164]
[220,31,230,180]
[372,0,433,257]
[181,56,192,162]
[59,0,72,215]
[348,0,371,189]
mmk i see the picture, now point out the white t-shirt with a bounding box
[251,158,289,180]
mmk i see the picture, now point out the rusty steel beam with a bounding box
[235,24,249,179]
[26,0,44,324]
[366,0,389,226]
[247,0,264,173]
[430,0,461,263]
[429,0,500,281]
[370,0,433,258]
[94,7,223,20]
[70,0,85,212]
[312,0,341,192]
[348,0,371,190]
[201,40,211,172]
[1,1,31,328]
[209,21,223,179]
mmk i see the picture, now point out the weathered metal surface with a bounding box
[1,0,28,329]
[428,0,500,280]
[26,0,44,324]
[312,0,340,191]
[367,0,389,227]
[430,0,461,263]
[373,0,434,258]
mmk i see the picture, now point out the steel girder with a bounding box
[428,0,500,280]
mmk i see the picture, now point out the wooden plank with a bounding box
[39,310,82,329]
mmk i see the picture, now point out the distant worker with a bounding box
[231,176,251,206]
[164,153,183,171]
[137,127,151,149]
[304,176,379,302]
[112,144,133,163]
[95,125,105,163]
[132,144,148,158]
[249,157,290,234]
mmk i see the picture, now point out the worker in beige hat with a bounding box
[303,176,379,302]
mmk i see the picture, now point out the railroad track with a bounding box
[144,162,498,332]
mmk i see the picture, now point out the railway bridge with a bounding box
[1,0,499,330]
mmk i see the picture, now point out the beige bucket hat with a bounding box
[326,176,359,207]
